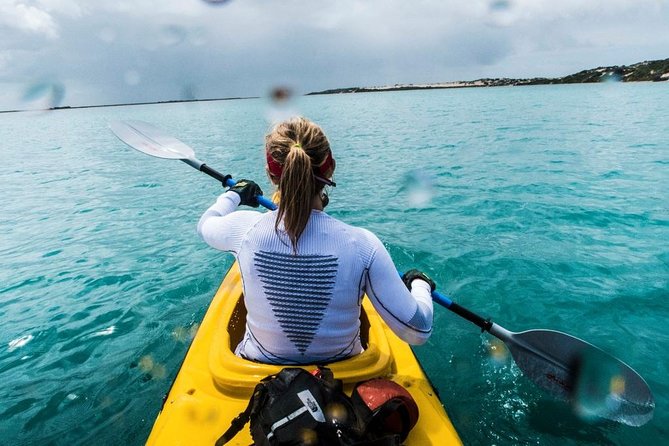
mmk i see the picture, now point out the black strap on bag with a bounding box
[215,383,267,446]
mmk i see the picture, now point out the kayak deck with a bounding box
[146,263,461,445]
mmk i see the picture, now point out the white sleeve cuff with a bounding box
[410,279,433,308]
[218,191,241,207]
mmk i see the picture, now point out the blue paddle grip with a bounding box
[431,290,454,308]
[257,195,278,211]
[224,177,277,211]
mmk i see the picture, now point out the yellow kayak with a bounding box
[146,262,462,445]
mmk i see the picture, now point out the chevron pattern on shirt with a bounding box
[254,251,338,353]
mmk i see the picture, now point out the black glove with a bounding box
[402,269,436,292]
[228,179,263,208]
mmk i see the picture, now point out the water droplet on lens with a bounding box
[189,323,200,340]
[22,82,65,110]
[205,408,219,423]
[151,363,167,379]
[160,24,188,47]
[270,86,293,103]
[487,338,509,364]
[181,84,198,101]
[487,0,516,27]
[325,402,348,423]
[572,350,625,422]
[403,170,436,208]
[266,85,298,124]
[173,324,199,342]
[299,428,318,445]
[609,375,626,395]
[202,0,234,6]
[600,70,623,83]
[138,355,154,372]
[186,407,197,421]
[99,396,114,409]
[489,0,512,10]
[172,326,188,342]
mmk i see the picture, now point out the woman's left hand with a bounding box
[229,179,263,208]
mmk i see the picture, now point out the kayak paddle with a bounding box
[110,119,654,426]
[109,120,277,211]
[432,290,655,426]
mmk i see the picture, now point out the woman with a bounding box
[197,116,435,364]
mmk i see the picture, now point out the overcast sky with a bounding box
[1,0,668,110]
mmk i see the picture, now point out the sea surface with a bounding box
[1,83,667,445]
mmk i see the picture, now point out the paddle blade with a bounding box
[110,120,196,160]
[505,329,654,426]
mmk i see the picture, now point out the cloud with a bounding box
[1,0,668,109]
[0,1,59,39]
[36,0,84,17]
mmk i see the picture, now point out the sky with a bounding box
[1,0,668,110]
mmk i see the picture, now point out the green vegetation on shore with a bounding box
[307,58,669,95]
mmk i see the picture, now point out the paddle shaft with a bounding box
[109,120,276,211]
[432,290,493,332]
[182,157,277,211]
[433,290,574,360]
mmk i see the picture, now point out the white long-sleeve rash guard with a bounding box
[197,191,433,364]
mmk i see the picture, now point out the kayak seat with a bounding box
[208,263,393,396]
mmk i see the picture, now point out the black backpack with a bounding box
[216,367,414,446]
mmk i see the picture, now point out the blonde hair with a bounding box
[265,117,333,252]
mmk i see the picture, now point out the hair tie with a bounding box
[291,143,302,150]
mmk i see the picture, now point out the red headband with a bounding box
[266,148,335,183]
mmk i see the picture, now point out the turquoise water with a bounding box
[1,83,667,445]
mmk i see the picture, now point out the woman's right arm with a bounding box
[362,233,434,345]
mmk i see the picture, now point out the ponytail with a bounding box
[265,117,333,253]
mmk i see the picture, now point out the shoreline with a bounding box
[304,78,664,96]
[2,58,666,113]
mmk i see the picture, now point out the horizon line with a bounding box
[0,95,259,115]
